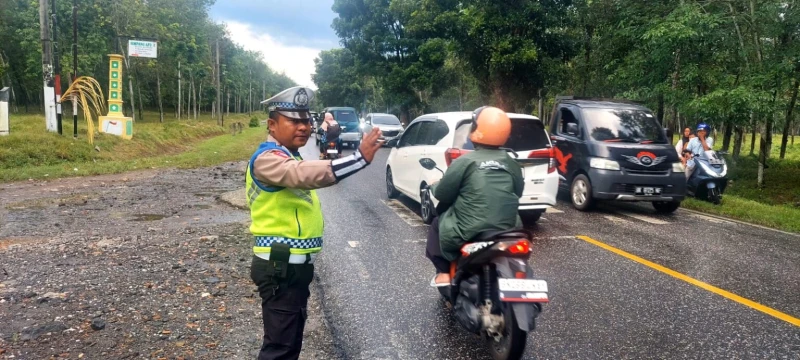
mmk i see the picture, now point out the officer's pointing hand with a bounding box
[358,127,384,163]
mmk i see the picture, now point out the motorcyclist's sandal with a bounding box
[430,274,451,288]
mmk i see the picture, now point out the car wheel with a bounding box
[420,187,436,224]
[519,210,543,226]
[386,168,399,199]
[652,201,681,213]
[570,174,594,211]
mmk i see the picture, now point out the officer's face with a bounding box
[269,113,312,150]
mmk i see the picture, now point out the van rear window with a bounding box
[453,118,548,151]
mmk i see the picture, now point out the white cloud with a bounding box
[223,20,329,90]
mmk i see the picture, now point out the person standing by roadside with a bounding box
[247,86,383,360]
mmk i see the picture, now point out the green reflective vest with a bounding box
[246,142,324,257]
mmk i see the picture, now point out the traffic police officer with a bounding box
[248,86,382,359]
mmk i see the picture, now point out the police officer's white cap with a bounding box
[261,86,315,120]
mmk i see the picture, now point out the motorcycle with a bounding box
[419,158,548,360]
[324,138,341,159]
[687,150,728,204]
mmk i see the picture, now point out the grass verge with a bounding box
[0,111,265,182]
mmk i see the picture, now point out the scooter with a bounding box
[323,136,341,160]
[687,150,728,204]
[419,158,548,360]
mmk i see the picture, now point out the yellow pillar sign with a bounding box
[99,54,133,139]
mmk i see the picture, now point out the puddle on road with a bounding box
[130,214,167,222]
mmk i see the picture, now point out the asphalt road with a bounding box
[304,139,799,359]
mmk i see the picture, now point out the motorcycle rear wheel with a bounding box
[487,304,528,360]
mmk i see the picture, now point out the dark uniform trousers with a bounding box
[250,256,315,360]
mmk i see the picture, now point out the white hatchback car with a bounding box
[384,112,558,225]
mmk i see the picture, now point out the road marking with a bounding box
[603,215,631,224]
[348,241,359,248]
[576,235,800,327]
[382,200,426,227]
[545,207,563,214]
[688,213,732,225]
[617,211,669,225]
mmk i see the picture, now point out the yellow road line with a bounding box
[576,235,800,327]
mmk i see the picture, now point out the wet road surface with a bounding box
[306,140,799,359]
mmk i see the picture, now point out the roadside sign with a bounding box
[128,40,158,58]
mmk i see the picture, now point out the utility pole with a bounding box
[248,67,252,116]
[52,0,63,134]
[39,0,56,132]
[177,61,181,119]
[215,39,222,126]
[71,0,78,137]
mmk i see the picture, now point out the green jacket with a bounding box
[432,148,524,261]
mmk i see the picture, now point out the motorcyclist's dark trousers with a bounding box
[250,256,315,360]
[425,217,451,274]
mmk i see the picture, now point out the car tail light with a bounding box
[528,148,556,174]
[508,240,530,254]
[445,148,469,166]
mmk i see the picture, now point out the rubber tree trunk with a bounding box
[750,113,757,155]
[733,126,744,160]
[722,119,733,152]
[780,78,799,159]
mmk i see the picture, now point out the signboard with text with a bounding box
[128,40,158,58]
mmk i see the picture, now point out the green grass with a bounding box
[0,110,267,182]
[673,132,800,233]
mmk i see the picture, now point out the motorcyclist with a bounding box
[425,106,524,286]
[318,112,341,159]
[684,123,714,178]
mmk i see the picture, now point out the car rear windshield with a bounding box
[372,115,401,125]
[582,108,668,144]
[453,118,549,151]
[332,110,359,130]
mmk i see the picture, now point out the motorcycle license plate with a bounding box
[498,279,549,302]
[636,187,662,195]
[326,149,339,154]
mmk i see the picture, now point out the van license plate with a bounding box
[636,187,662,195]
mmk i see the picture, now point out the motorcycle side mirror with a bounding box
[419,158,437,170]
[387,138,399,148]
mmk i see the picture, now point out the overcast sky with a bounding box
[209,0,340,89]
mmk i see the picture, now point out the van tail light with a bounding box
[508,240,531,255]
[528,148,556,174]
[445,148,469,166]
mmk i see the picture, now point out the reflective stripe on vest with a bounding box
[246,142,324,256]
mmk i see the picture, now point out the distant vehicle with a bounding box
[548,96,686,213]
[384,111,558,225]
[364,113,404,144]
[322,107,362,149]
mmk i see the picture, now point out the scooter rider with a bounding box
[684,123,714,178]
[318,112,340,159]
[248,86,383,360]
[425,106,524,286]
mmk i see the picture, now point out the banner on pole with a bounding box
[128,40,158,58]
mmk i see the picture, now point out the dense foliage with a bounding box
[314,0,800,173]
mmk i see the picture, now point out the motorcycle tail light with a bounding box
[508,240,530,254]
[515,271,526,279]
[329,142,336,146]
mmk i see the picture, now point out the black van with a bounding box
[548,97,686,213]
